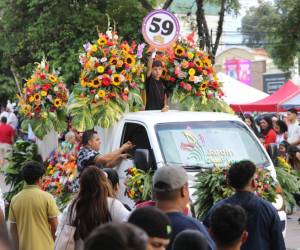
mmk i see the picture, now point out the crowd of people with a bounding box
[242,108,300,172]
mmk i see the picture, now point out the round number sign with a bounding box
[142,9,180,48]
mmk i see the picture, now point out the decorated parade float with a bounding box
[3,10,299,217]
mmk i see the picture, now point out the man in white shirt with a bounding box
[287,108,300,147]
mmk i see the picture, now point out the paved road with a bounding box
[286,210,300,250]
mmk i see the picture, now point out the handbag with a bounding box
[54,206,76,250]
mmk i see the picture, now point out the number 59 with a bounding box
[149,17,174,36]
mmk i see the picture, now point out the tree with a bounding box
[241,0,300,73]
[195,0,240,62]
[0,0,149,101]
[241,1,276,48]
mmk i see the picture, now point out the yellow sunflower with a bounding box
[125,55,136,66]
[26,78,35,87]
[34,93,41,101]
[91,78,102,88]
[109,57,118,65]
[29,96,35,103]
[194,59,204,68]
[80,80,87,87]
[91,44,98,52]
[187,52,194,60]
[188,68,196,76]
[112,74,121,86]
[200,82,208,91]
[97,37,107,46]
[97,66,105,74]
[49,75,57,82]
[41,91,47,97]
[54,98,62,108]
[175,46,185,57]
[98,90,106,98]
[111,49,118,55]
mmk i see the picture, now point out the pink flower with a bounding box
[207,93,213,99]
[179,81,186,88]
[169,77,176,82]
[185,84,192,91]
[130,82,137,88]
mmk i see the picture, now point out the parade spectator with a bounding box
[153,166,215,250]
[145,51,169,111]
[278,141,290,161]
[209,204,248,250]
[0,117,15,167]
[271,115,279,128]
[173,230,208,250]
[259,116,276,149]
[76,130,133,174]
[128,206,172,250]
[243,114,259,137]
[8,161,59,250]
[6,106,18,131]
[203,160,285,250]
[60,131,76,154]
[274,120,288,144]
[57,166,129,249]
[286,108,300,148]
[84,222,149,250]
[103,168,120,196]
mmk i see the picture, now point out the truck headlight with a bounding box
[272,194,284,211]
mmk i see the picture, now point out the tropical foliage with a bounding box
[3,140,39,204]
[193,167,278,219]
[18,59,68,139]
[68,33,145,131]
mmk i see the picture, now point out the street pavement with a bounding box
[286,210,300,250]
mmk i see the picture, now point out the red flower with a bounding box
[122,94,128,101]
[91,89,96,94]
[35,107,41,113]
[38,73,46,80]
[196,91,201,97]
[107,69,113,75]
[42,84,51,91]
[50,106,56,112]
[189,62,195,68]
[197,67,203,72]
[207,93,213,99]
[169,77,176,82]
[94,61,100,67]
[179,81,186,88]
[107,41,114,46]
[102,77,111,87]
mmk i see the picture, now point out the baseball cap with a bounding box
[128,206,172,239]
[153,166,188,192]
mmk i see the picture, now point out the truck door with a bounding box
[116,122,151,208]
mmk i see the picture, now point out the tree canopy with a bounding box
[241,0,300,73]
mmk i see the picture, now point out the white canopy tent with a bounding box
[217,72,269,105]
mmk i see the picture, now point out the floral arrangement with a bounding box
[42,144,78,210]
[193,166,278,219]
[18,59,68,139]
[275,157,300,212]
[151,39,232,112]
[125,167,153,204]
[68,33,145,131]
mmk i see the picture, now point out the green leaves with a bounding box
[3,140,38,203]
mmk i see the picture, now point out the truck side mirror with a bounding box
[267,143,278,162]
[134,149,151,171]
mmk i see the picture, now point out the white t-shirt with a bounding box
[7,112,18,130]
[287,122,300,146]
[56,197,129,236]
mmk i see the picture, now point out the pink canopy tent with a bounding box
[230,80,300,112]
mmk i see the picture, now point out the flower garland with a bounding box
[68,33,145,131]
[151,40,232,112]
[125,167,153,204]
[18,59,68,139]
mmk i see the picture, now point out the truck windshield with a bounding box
[155,121,269,168]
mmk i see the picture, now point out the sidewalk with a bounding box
[286,210,300,250]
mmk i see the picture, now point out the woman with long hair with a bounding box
[243,113,259,136]
[259,116,277,149]
[273,120,288,144]
[57,166,129,249]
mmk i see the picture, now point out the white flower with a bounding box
[100,57,107,63]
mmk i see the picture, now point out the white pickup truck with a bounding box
[96,110,287,235]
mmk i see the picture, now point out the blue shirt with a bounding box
[167,212,215,250]
[203,191,285,250]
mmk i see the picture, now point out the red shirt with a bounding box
[264,129,277,149]
[0,123,15,144]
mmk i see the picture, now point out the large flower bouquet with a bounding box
[68,33,145,131]
[152,40,232,112]
[275,157,300,211]
[42,144,78,210]
[125,167,153,204]
[193,166,278,219]
[18,59,68,139]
